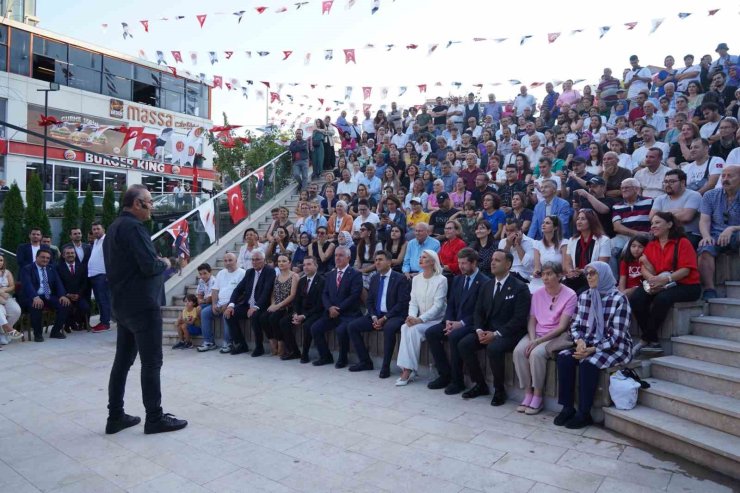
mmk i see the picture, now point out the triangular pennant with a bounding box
[190,51,198,65]
[261,81,271,88]
[257,51,270,57]
[345,86,353,100]
[212,75,223,88]
[570,29,583,35]
[283,51,293,60]
[547,32,560,43]
[343,49,356,64]
[418,84,426,93]
[371,0,380,14]
[208,51,218,65]
[304,52,311,65]
[493,38,507,43]
[399,86,407,97]
[650,18,665,34]
[677,12,691,19]
[324,49,333,60]
[255,6,268,14]
[140,20,149,32]
[520,35,532,45]
[155,51,166,65]
[363,104,371,113]
[121,22,133,40]
[473,37,487,42]
[362,86,372,99]
[446,40,461,48]
[508,79,521,85]
[233,10,246,23]
[385,44,394,51]
[428,44,438,55]
[322,0,334,14]
[196,14,207,28]
[708,9,720,15]
[381,87,388,99]
[276,7,287,13]
[406,44,418,49]
[270,92,281,103]
[598,26,611,39]
[224,51,234,59]
[171,50,183,63]
[624,22,638,30]
[346,0,356,9]
[295,1,308,9]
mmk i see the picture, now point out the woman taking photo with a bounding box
[505,192,533,235]
[405,179,429,212]
[266,226,296,264]
[260,253,299,357]
[355,222,382,290]
[438,220,466,276]
[384,224,408,272]
[514,154,533,183]
[351,184,376,216]
[334,155,349,180]
[0,253,22,346]
[563,209,610,293]
[513,262,577,415]
[377,196,406,243]
[395,250,448,386]
[473,219,497,276]
[311,119,326,179]
[291,232,312,273]
[309,226,335,274]
[554,261,632,429]
[478,192,506,240]
[629,212,701,354]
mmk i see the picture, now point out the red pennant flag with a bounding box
[283,50,293,60]
[406,44,418,49]
[167,65,177,76]
[213,75,223,88]
[37,114,61,127]
[270,92,281,103]
[261,81,271,88]
[276,6,287,13]
[530,82,545,88]
[343,48,356,64]
[255,6,268,13]
[225,83,232,90]
[192,162,199,193]
[708,9,720,15]
[226,185,247,223]
[310,84,317,89]
[318,98,324,105]
[363,103,371,113]
[210,125,242,133]
[140,20,149,32]
[322,0,334,14]
[166,218,189,241]
[418,84,427,93]
[115,126,145,146]
[624,21,638,30]
[362,86,372,99]
[196,14,207,28]
[224,51,234,59]
[547,32,560,43]
[171,50,183,63]
[133,132,158,155]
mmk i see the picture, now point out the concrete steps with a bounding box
[707,297,740,318]
[726,281,740,298]
[672,335,740,368]
[691,315,740,342]
[603,406,740,480]
[650,355,740,399]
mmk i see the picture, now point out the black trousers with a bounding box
[425,323,476,387]
[108,310,163,421]
[26,296,68,338]
[279,313,321,356]
[226,305,261,347]
[458,331,521,391]
[557,353,599,417]
[259,308,288,341]
[347,314,404,368]
[629,284,701,343]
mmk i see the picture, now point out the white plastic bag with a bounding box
[609,370,641,410]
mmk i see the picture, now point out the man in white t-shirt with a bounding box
[513,86,537,116]
[447,96,465,132]
[650,168,703,243]
[630,125,670,171]
[352,200,380,235]
[675,54,701,93]
[699,103,723,141]
[533,157,562,203]
[634,148,670,199]
[624,55,653,102]
[682,138,725,195]
[197,252,246,352]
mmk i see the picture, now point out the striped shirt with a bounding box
[612,197,653,232]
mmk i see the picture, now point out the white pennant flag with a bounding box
[196,199,216,242]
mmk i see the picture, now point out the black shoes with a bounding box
[444,383,465,395]
[34,336,44,342]
[230,343,250,355]
[378,366,391,379]
[49,332,66,339]
[144,413,188,435]
[427,376,451,390]
[300,354,310,364]
[334,359,348,369]
[462,384,490,399]
[105,413,141,435]
[312,356,334,366]
[349,362,374,372]
[565,413,593,429]
[554,407,577,426]
[280,352,301,361]
[490,390,508,407]
[251,346,265,357]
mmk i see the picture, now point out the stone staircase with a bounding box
[604,275,740,480]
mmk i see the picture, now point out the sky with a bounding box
[34,0,739,133]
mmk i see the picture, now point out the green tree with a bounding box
[1,183,25,252]
[24,174,51,237]
[102,185,117,228]
[59,186,80,246]
[80,186,96,239]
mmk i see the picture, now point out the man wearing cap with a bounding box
[429,192,459,240]
[406,197,431,230]
[563,157,596,202]
[711,43,738,77]
[402,223,441,278]
[675,54,702,93]
[572,176,616,237]
[624,55,653,103]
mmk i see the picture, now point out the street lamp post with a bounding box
[37,82,60,209]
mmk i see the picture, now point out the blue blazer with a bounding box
[19,262,67,306]
[529,197,572,241]
[366,270,410,320]
[445,271,490,326]
[322,267,363,316]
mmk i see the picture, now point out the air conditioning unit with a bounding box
[24,14,40,26]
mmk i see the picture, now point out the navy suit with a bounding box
[19,262,69,338]
[347,270,410,369]
[310,266,362,363]
[425,270,490,387]
[226,267,276,348]
[16,243,56,271]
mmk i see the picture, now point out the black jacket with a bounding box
[474,275,531,338]
[445,271,490,326]
[56,259,88,296]
[104,211,167,314]
[229,267,276,311]
[294,274,324,319]
[62,242,92,266]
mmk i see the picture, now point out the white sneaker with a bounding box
[219,344,233,354]
[197,342,216,352]
[631,341,645,357]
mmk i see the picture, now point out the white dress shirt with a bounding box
[87,236,106,277]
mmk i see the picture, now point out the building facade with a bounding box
[0,19,216,203]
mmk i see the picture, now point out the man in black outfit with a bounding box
[457,250,531,406]
[56,245,89,331]
[426,248,490,395]
[104,184,187,435]
[279,256,325,362]
[347,250,410,378]
[223,250,276,356]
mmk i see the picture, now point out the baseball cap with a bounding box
[588,176,606,186]
[436,192,449,202]
[409,196,422,204]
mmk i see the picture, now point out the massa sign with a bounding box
[109,99,202,130]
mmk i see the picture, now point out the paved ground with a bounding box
[0,328,735,493]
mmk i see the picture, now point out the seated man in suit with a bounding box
[16,227,43,271]
[347,250,411,378]
[279,256,325,362]
[19,247,71,342]
[309,246,363,367]
[458,250,531,406]
[56,245,89,331]
[223,250,276,356]
[426,248,490,395]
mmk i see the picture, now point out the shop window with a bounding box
[67,47,101,93]
[104,170,126,192]
[142,174,163,195]
[133,66,160,106]
[0,25,8,72]
[53,164,79,201]
[161,89,184,113]
[32,37,67,85]
[9,28,30,76]
[80,168,104,194]
[26,162,52,203]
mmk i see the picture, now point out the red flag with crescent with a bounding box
[166,218,189,241]
[37,114,62,127]
[362,86,372,99]
[113,126,144,146]
[196,14,207,28]
[226,185,247,223]
[171,51,183,63]
[133,132,158,155]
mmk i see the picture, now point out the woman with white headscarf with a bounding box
[395,250,448,386]
[554,261,632,429]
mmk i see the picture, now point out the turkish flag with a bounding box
[213,75,223,88]
[166,218,189,241]
[115,126,145,146]
[343,49,355,64]
[171,50,183,63]
[133,132,158,156]
[226,185,247,223]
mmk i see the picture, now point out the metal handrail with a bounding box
[0,247,17,258]
[150,150,289,241]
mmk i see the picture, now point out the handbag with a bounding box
[609,368,650,410]
[544,331,574,358]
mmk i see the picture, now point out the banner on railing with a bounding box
[196,200,216,242]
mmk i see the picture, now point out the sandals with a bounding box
[5,329,24,340]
